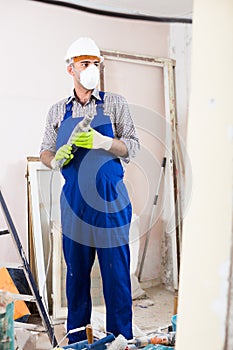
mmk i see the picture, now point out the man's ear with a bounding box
[67,65,74,76]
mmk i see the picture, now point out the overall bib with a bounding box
[56,93,133,343]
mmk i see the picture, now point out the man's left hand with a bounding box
[71,128,113,151]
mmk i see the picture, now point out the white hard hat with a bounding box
[64,37,104,64]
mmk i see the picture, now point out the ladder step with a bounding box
[0,263,24,269]
[14,321,45,332]
[0,229,9,235]
[9,292,36,302]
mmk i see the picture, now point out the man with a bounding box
[40,37,140,344]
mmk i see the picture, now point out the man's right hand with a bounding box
[54,144,74,166]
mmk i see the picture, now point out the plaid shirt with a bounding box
[40,89,140,163]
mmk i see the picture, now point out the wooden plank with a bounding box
[27,161,48,308]
[101,49,176,67]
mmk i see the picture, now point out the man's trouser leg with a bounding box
[97,244,133,340]
[63,235,96,343]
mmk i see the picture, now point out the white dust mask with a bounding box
[79,64,100,90]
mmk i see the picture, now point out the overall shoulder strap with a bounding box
[64,98,73,120]
[96,91,105,105]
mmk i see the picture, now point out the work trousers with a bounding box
[63,235,133,344]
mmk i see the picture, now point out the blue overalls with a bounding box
[56,92,133,344]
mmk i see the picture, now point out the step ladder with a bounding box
[0,189,57,347]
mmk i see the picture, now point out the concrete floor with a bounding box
[29,285,175,350]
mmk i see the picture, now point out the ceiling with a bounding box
[35,0,193,23]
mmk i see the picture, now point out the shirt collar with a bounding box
[66,88,101,105]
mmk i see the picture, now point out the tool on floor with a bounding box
[128,332,175,348]
[0,190,57,347]
[138,157,167,282]
[53,326,86,348]
[54,333,115,350]
[107,335,128,350]
[86,324,94,344]
[145,314,177,337]
[55,113,95,169]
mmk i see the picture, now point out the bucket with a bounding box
[171,314,177,332]
[0,290,14,350]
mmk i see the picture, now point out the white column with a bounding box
[176,1,233,349]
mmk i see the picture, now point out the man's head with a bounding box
[65,37,103,90]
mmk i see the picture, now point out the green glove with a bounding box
[71,128,113,151]
[55,144,74,166]
[71,130,93,149]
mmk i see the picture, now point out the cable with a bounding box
[42,169,55,301]
[30,0,192,24]
[54,327,113,348]
[55,326,86,348]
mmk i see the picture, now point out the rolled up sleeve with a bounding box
[114,96,140,163]
[40,105,61,155]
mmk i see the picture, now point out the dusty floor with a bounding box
[132,285,175,333]
[25,285,175,350]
